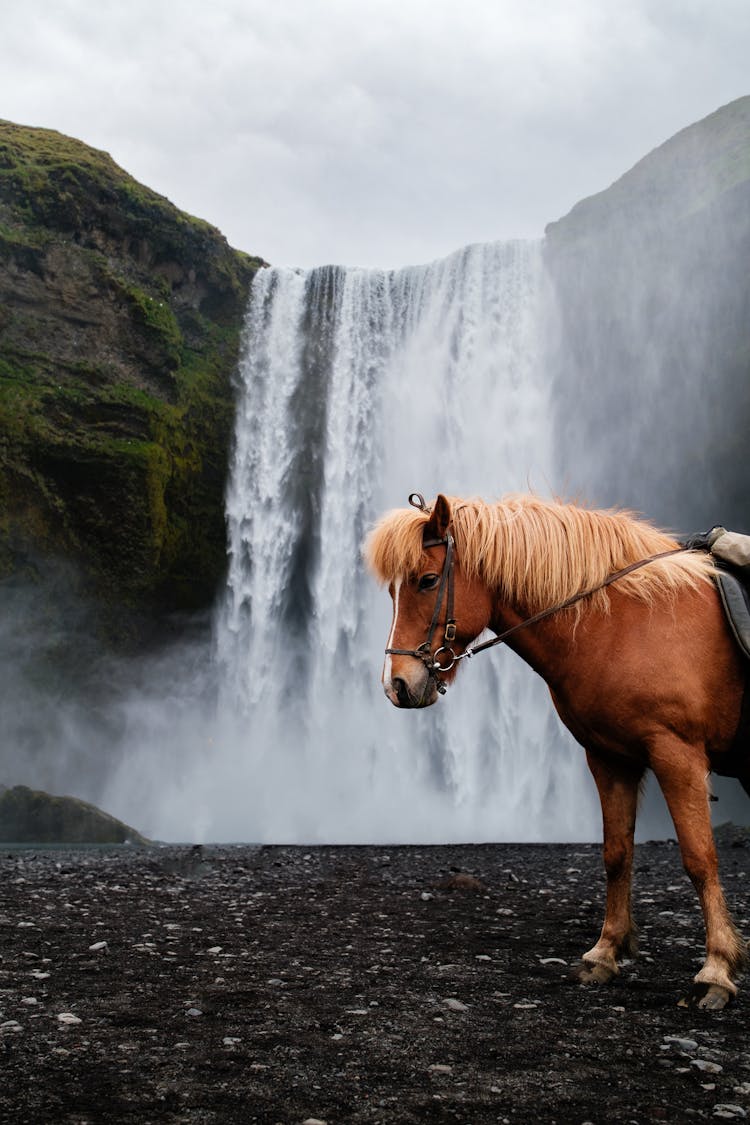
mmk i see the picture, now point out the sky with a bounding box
[1,1,749,269]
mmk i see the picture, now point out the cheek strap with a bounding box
[385,534,457,691]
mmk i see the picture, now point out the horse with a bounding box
[365,492,748,1009]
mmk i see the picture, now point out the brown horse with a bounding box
[365,492,748,1009]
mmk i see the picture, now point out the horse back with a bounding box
[547,581,747,774]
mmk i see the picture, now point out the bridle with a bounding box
[385,515,459,695]
[384,492,686,696]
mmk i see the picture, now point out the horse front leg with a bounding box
[650,739,747,1010]
[575,749,643,986]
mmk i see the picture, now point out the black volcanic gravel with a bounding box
[2,840,750,1124]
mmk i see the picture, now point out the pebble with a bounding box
[444,998,469,1012]
[88,941,108,952]
[428,1064,453,1075]
[1,1020,22,1033]
[664,1036,698,1053]
[186,1008,202,1017]
[713,1107,747,1120]
[692,1059,723,1074]
[223,1037,241,1047]
[302,1119,327,1125]
[57,1013,82,1025]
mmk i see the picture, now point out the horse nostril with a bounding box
[392,677,411,707]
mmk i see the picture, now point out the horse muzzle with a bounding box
[384,671,440,708]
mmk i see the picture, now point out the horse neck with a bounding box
[487,595,586,688]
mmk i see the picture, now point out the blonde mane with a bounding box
[365,494,716,616]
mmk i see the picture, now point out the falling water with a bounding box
[199,241,599,843]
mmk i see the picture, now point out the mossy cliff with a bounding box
[0,120,265,640]
[544,96,750,530]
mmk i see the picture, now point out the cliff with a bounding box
[0,120,264,641]
[544,96,750,531]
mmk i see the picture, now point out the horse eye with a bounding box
[418,573,440,591]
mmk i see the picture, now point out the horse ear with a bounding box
[424,494,452,541]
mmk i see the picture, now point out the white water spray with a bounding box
[184,240,598,843]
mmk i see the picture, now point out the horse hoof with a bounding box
[572,960,615,985]
[677,983,733,1011]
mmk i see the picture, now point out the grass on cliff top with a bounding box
[0,118,264,269]
[0,118,220,239]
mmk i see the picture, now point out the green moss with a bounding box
[0,116,267,636]
[122,282,182,368]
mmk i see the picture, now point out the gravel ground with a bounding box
[2,838,750,1124]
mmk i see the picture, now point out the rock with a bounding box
[0,785,149,844]
[664,1036,699,1053]
[444,998,469,1012]
[545,96,750,532]
[0,118,266,641]
[692,1059,724,1074]
[435,873,487,893]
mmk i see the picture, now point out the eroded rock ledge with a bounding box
[0,119,265,642]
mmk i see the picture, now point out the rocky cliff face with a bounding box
[0,120,264,642]
[545,97,750,532]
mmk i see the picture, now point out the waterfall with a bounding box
[200,241,599,844]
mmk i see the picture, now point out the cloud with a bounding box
[0,0,748,266]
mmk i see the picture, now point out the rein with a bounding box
[385,493,686,695]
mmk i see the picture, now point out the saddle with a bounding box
[716,569,750,661]
[685,527,750,764]
[685,526,750,660]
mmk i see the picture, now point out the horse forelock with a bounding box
[365,494,716,612]
[363,506,432,584]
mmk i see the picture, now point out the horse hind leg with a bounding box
[651,737,747,1010]
[574,750,643,986]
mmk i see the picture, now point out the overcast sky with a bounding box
[1,1,748,269]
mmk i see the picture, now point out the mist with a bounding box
[4,99,749,842]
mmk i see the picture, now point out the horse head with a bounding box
[368,494,493,708]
